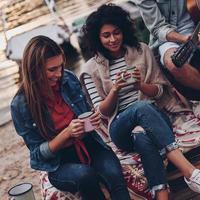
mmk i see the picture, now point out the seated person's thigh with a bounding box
[190,47,200,69]
[159,42,179,67]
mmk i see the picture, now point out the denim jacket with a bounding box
[135,0,195,48]
[11,70,108,172]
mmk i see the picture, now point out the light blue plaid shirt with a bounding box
[135,0,195,48]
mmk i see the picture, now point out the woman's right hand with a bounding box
[66,119,85,138]
[49,119,85,151]
[113,71,131,92]
[99,71,131,117]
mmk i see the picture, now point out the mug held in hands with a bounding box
[78,111,95,132]
[121,66,137,84]
[126,66,137,84]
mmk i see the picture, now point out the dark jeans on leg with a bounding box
[110,101,178,193]
[48,135,130,200]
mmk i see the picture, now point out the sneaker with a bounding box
[184,169,200,193]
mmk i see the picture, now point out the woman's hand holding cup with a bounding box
[113,70,131,91]
[114,67,142,91]
[78,111,99,132]
[67,118,85,138]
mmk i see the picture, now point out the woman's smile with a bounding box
[99,24,123,58]
[45,55,63,86]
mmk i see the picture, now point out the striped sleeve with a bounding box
[81,73,103,108]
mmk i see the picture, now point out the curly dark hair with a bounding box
[83,4,140,58]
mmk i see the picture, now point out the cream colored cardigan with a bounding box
[81,43,191,128]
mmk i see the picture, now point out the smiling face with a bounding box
[45,54,63,87]
[99,24,123,58]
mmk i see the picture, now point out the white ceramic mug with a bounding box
[8,183,36,200]
[78,111,95,132]
[126,66,137,84]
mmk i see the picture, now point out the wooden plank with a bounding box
[0,60,18,70]
[0,73,19,89]
[0,65,19,78]
[0,106,11,126]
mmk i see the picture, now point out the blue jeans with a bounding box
[110,101,178,194]
[48,135,130,200]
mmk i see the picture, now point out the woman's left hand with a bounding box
[89,109,101,129]
[131,67,142,90]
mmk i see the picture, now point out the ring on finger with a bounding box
[120,72,126,81]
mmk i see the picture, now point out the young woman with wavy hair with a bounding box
[11,35,131,200]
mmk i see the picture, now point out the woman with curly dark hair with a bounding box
[82,4,200,199]
[83,3,140,59]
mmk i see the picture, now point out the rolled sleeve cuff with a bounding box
[159,142,179,157]
[151,184,169,198]
[158,26,176,42]
[40,141,56,159]
[97,105,109,120]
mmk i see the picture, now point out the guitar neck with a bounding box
[187,0,200,22]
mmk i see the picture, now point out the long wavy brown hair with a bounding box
[18,35,65,139]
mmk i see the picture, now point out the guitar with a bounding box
[171,21,200,67]
[187,0,200,22]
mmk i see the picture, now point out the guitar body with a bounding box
[187,0,200,22]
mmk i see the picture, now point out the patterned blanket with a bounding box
[39,75,200,200]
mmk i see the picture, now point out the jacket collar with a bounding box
[94,45,137,67]
[61,70,71,85]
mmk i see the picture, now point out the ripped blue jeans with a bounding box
[110,101,178,195]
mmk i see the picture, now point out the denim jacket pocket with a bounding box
[72,94,84,103]
[23,119,40,138]
[23,118,46,148]
[71,94,89,114]
[24,120,37,129]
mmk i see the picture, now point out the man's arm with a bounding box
[135,0,176,42]
[164,48,200,90]
[166,31,190,43]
